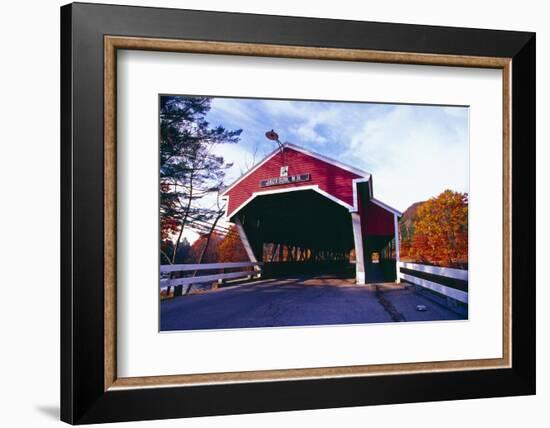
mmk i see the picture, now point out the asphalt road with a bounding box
[160,275,466,331]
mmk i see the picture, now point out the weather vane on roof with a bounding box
[265,129,286,167]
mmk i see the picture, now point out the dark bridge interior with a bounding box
[235,190,355,277]
[232,189,398,282]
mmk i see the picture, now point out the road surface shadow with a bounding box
[160,276,465,331]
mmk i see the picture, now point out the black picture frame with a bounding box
[61,2,535,424]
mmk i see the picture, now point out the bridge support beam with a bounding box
[351,212,366,285]
[235,217,261,275]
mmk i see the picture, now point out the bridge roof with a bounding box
[221,142,402,222]
[221,143,372,220]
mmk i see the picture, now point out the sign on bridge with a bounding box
[260,173,311,188]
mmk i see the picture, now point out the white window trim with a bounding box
[220,142,402,222]
[225,185,355,221]
[283,143,371,178]
[370,197,403,217]
[224,178,401,220]
[352,177,371,211]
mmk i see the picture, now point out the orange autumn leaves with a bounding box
[184,226,249,264]
[217,228,249,262]
[400,190,468,268]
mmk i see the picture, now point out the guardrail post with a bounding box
[394,213,401,284]
[218,267,225,287]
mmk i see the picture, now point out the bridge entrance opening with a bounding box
[221,143,402,285]
[234,189,355,279]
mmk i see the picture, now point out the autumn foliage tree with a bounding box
[217,226,249,262]
[186,232,224,264]
[400,190,468,267]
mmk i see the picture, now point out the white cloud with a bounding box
[291,120,328,144]
[211,140,259,185]
[205,98,469,215]
[343,105,469,211]
[210,98,259,128]
[259,99,302,117]
[442,105,468,118]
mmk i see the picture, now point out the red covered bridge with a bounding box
[221,143,402,284]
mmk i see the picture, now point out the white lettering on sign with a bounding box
[260,173,311,188]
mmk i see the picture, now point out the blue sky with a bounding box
[206,96,469,213]
[179,96,469,244]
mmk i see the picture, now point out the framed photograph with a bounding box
[61,2,535,424]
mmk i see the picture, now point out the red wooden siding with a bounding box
[363,200,395,236]
[224,147,363,218]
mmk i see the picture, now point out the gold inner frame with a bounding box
[104,35,512,391]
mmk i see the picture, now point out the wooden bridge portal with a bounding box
[221,143,402,284]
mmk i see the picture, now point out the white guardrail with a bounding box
[398,262,468,304]
[160,261,263,291]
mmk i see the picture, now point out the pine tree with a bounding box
[159,96,241,263]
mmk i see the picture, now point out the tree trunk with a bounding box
[195,210,224,267]
[182,210,223,296]
[171,175,194,264]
